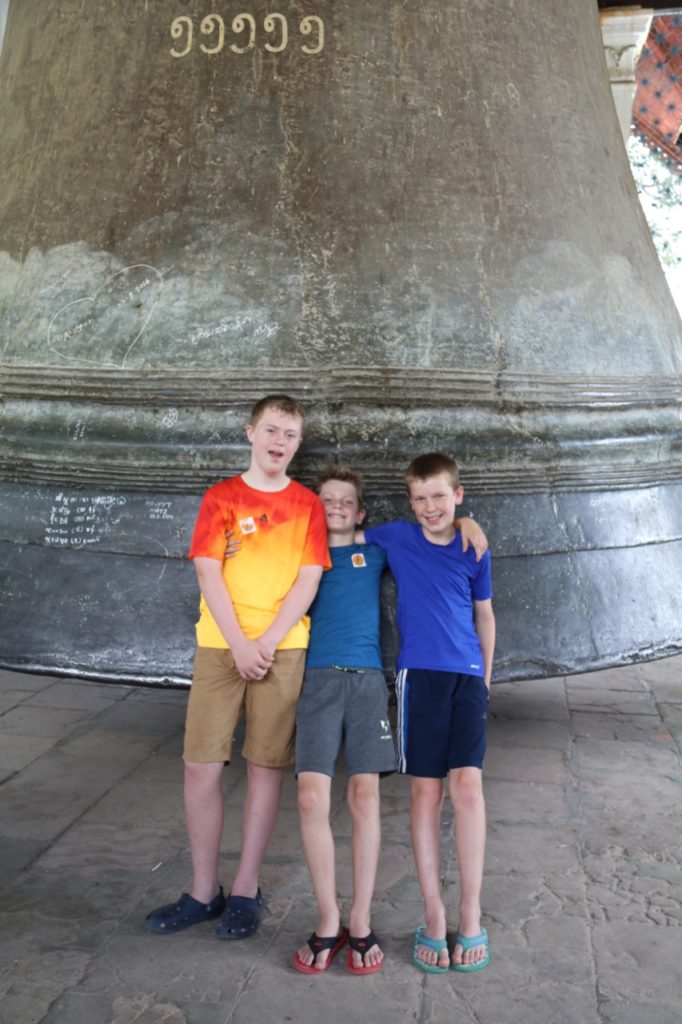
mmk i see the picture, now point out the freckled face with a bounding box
[246,409,303,476]
[408,472,463,543]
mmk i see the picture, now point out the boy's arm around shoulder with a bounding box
[455,516,488,561]
[473,598,495,690]
[258,564,324,655]
[193,557,274,680]
[360,519,487,560]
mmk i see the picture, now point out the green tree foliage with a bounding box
[627,135,682,268]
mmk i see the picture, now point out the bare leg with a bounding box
[410,776,449,969]
[448,767,487,967]
[347,773,383,969]
[230,761,284,898]
[296,771,342,969]
[184,759,225,904]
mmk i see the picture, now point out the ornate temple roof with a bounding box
[632,12,682,171]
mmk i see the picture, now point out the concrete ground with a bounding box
[0,657,680,1024]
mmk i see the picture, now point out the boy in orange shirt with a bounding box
[146,395,330,940]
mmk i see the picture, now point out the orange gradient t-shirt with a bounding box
[188,476,331,649]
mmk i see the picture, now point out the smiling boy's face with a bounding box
[408,471,464,544]
[318,479,366,541]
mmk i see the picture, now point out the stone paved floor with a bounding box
[0,657,680,1024]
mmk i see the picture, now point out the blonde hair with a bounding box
[315,465,366,510]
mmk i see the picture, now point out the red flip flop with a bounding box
[293,927,349,974]
[346,930,383,975]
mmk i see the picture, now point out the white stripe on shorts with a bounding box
[395,668,408,773]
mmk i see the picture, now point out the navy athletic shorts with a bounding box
[395,668,489,777]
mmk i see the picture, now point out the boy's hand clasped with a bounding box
[230,636,274,680]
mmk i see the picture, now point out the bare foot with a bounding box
[349,932,384,971]
[452,930,488,967]
[452,907,487,968]
[295,916,345,972]
[414,906,449,970]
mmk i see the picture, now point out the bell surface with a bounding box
[1,0,681,682]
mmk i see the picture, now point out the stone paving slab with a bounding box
[82,776,186,832]
[0,656,680,1024]
[0,733,59,780]
[570,709,677,744]
[0,669,65,692]
[24,681,133,711]
[657,703,682,747]
[485,778,574,827]
[483,744,568,784]
[0,704,101,739]
[0,836,51,882]
[486,715,572,751]
[564,665,648,690]
[92,699,187,736]
[593,921,682,1023]
[0,751,140,842]
[565,687,660,716]
[484,679,571,722]
[0,688,45,716]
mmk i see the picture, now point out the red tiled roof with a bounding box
[633,13,682,172]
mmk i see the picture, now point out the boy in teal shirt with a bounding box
[291,467,486,974]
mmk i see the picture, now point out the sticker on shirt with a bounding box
[351,552,367,568]
[239,517,257,535]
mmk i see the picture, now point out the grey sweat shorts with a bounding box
[295,667,396,777]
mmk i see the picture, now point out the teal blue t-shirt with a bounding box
[305,543,386,670]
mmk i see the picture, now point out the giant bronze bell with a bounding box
[1,0,681,683]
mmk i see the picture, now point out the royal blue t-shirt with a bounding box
[306,543,386,670]
[364,521,492,676]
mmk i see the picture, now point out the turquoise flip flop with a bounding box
[412,924,450,974]
[450,927,490,972]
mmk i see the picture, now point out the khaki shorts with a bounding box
[183,646,306,767]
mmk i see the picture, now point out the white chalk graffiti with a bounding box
[44,493,127,548]
[47,264,163,368]
[190,316,279,345]
[146,500,174,521]
[161,408,179,428]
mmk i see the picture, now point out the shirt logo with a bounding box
[239,516,257,535]
[351,553,367,568]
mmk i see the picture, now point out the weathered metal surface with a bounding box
[1,0,681,683]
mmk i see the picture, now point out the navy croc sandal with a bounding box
[146,887,226,934]
[216,888,264,940]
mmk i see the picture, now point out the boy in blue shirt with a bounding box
[292,467,395,975]
[360,452,495,974]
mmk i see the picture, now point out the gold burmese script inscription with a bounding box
[169,13,325,57]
